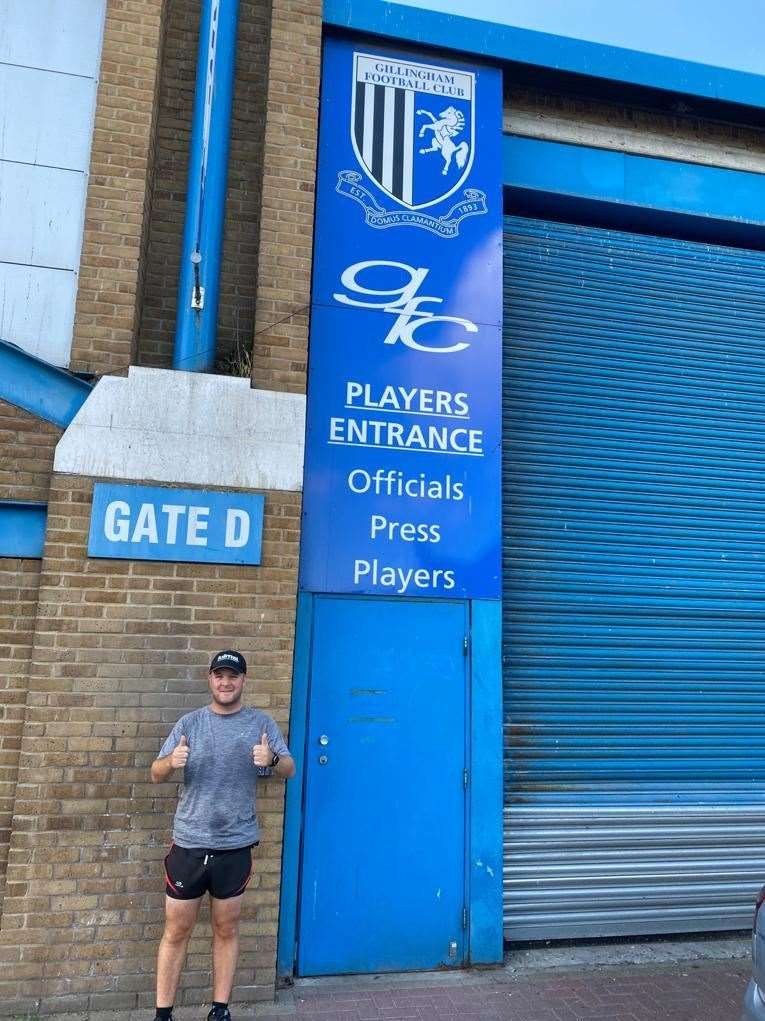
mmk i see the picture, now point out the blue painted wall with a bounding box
[469,599,503,964]
[283,22,765,977]
[503,136,765,242]
[278,593,505,976]
[0,502,47,559]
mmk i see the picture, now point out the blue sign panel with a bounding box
[300,37,502,598]
[88,483,264,565]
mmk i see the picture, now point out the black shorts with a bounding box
[164,843,255,900]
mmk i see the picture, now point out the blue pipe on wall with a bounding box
[173,0,240,372]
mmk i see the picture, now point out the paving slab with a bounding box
[100,938,750,1021]
[238,938,751,1021]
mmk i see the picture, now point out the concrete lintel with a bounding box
[54,366,306,492]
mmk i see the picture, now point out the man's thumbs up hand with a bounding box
[170,734,190,769]
[253,731,273,767]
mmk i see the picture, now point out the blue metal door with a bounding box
[297,596,468,975]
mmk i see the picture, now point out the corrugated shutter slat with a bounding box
[503,216,765,940]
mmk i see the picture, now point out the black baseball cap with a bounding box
[209,650,247,674]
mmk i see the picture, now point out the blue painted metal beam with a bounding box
[173,0,240,372]
[469,598,504,965]
[0,339,93,428]
[0,502,47,559]
[277,590,313,980]
[324,0,765,111]
[503,135,765,247]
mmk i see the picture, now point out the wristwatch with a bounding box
[270,753,280,768]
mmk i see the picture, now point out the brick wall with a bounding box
[68,0,167,377]
[0,401,60,504]
[0,560,41,906]
[137,0,272,373]
[0,473,301,1013]
[0,402,60,909]
[251,0,322,394]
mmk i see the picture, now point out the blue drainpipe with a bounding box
[173,0,240,372]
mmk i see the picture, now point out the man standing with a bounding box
[150,650,296,1021]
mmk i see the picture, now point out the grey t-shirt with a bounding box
[158,705,291,850]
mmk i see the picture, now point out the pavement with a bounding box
[244,936,752,1021]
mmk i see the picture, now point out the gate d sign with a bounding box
[88,483,264,565]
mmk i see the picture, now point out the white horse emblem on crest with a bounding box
[417,106,470,176]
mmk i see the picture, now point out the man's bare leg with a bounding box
[157,895,203,1008]
[210,895,244,1003]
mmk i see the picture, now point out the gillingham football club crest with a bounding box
[335,52,488,239]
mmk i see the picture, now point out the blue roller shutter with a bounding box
[503,215,765,940]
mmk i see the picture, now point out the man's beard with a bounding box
[212,689,241,704]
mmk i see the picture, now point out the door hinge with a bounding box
[463,634,470,656]
[463,768,469,789]
[462,906,468,930]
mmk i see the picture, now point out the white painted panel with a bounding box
[55,369,307,492]
[1,0,106,78]
[0,0,105,369]
[0,162,86,269]
[0,64,96,170]
[0,263,76,365]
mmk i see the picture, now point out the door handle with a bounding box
[319,734,329,746]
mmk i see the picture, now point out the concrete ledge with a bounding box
[54,366,306,491]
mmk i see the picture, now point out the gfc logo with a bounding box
[333,260,477,354]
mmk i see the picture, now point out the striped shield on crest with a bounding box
[351,52,475,212]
